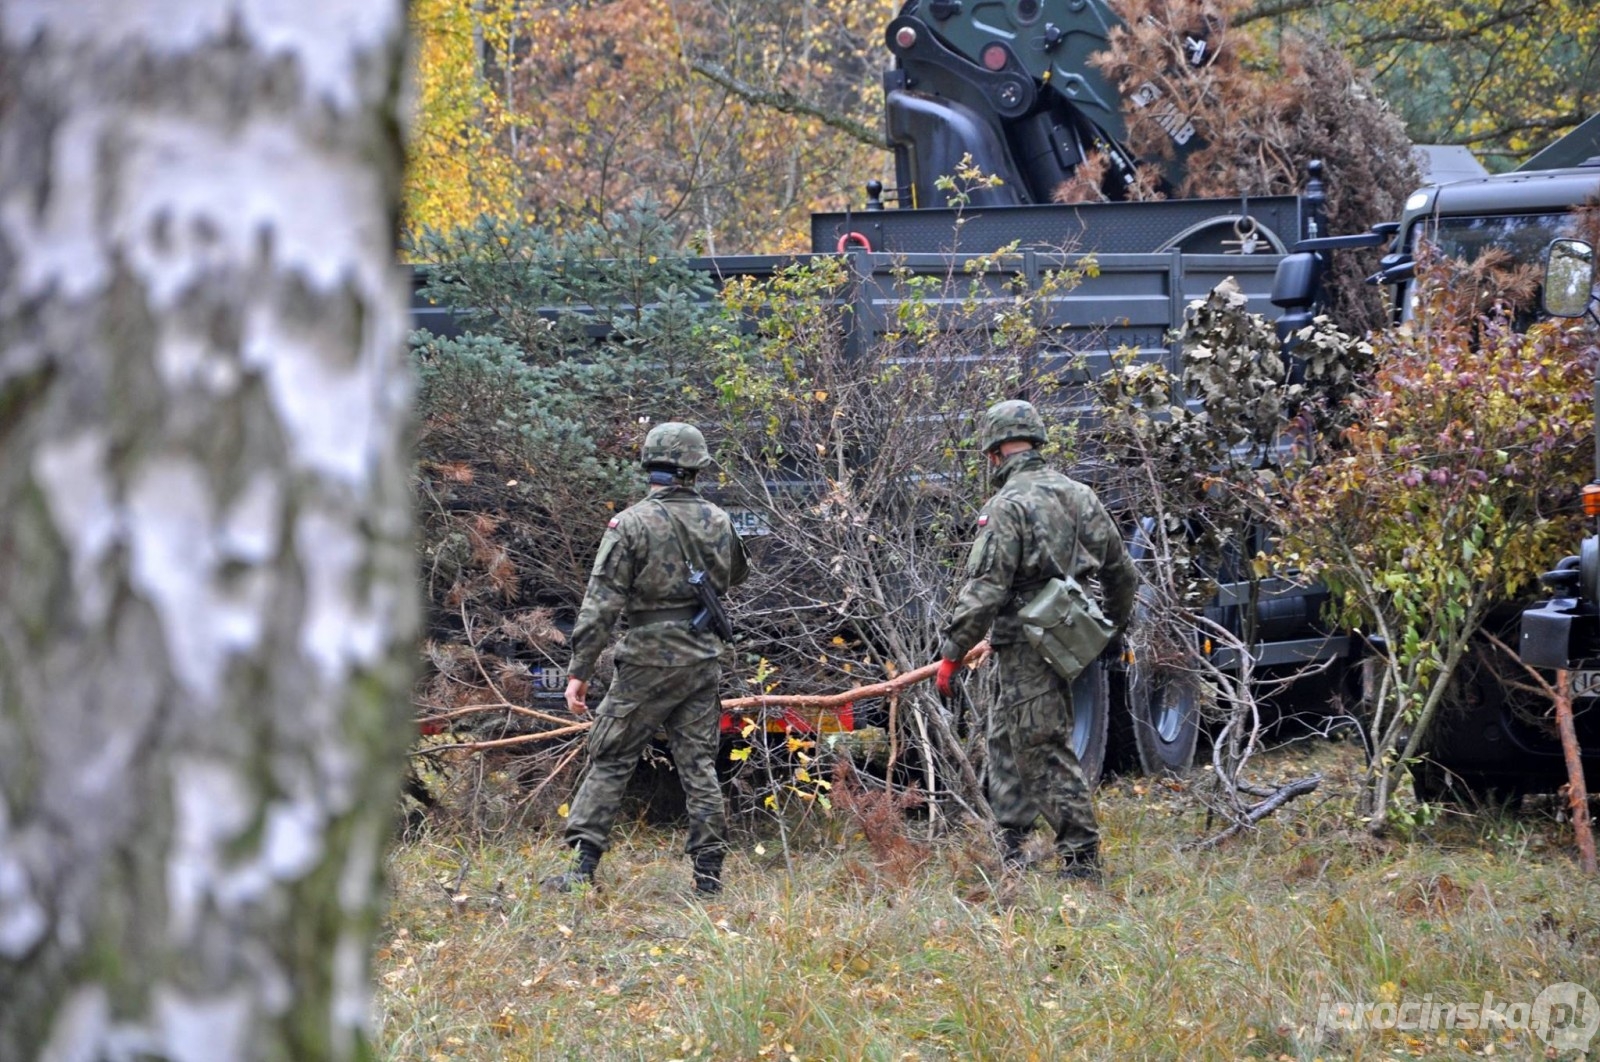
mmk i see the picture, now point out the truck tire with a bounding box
[1129,664,1202,775]
[1070,660,1111,789]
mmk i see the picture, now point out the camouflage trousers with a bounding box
[987,642,1099,854]
[565,661,728,857]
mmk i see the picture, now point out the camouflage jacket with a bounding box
[569,485,749,681]
[940,449,1138,661]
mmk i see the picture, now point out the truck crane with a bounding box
[808,0,1289,262]
[882,0,1210,208]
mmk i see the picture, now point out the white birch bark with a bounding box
[0,1,414,1058]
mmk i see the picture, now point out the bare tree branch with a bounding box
[1185,773,1323,849]
[688,59,889,151]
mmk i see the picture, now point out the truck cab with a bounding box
[1377,161,1600,325]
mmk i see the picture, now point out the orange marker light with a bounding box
[1584,483,1600,519]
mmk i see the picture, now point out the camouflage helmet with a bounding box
[979,399,1048,453]
[641,421,711,470]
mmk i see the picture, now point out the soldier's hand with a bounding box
[566,677,589,715]
[935,658,960,698]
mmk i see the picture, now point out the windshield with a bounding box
[1398,212,1581,322]
[1410,212,1578,265]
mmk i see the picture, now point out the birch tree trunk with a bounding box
[0,2,414,1058]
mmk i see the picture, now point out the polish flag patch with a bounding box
[977,513,988,527]
[607,517,620,529]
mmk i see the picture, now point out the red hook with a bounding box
[836,231,873,253]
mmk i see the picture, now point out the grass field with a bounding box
[375,739,1600,1061]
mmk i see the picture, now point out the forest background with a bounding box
[406,0,1600,252]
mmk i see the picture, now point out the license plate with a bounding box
[1571,670,1600,698]
[726,508,772,537]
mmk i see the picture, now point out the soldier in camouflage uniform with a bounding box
[546,423,748,895]
[935,400,1138,880]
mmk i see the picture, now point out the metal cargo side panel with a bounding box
[812,196,1304,257]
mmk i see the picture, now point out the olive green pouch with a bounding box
[1018,575,1115,682]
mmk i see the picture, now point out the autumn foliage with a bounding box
[1283,257,1599,822]
[404,0,895,252]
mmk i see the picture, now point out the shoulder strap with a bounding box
[1065,488,1087,581]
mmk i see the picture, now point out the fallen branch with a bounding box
[1185,773,1323,850]
[424,642,992,754]
[418,701,574,730]
[515,741,587,810]
[722,641,991,711]
[416,602,579,736]
[427,722,592,752]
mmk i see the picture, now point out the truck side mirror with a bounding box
[1270,251,1321,310]
[1543,238,1595,318]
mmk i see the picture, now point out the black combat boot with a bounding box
[1000,827,1031,872]
[542,840,602,893]
[691,849,725,896]
[1057,845,1103,884]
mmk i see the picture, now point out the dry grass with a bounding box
[375,740,1600,1061]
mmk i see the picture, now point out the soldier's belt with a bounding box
[629,606,699,626]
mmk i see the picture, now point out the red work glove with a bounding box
[936,658,960,698]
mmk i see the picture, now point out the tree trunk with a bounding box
[0,2,414,1059]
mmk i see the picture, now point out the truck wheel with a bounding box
[1070,660,1111,789]
[1129,664,1201,775]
